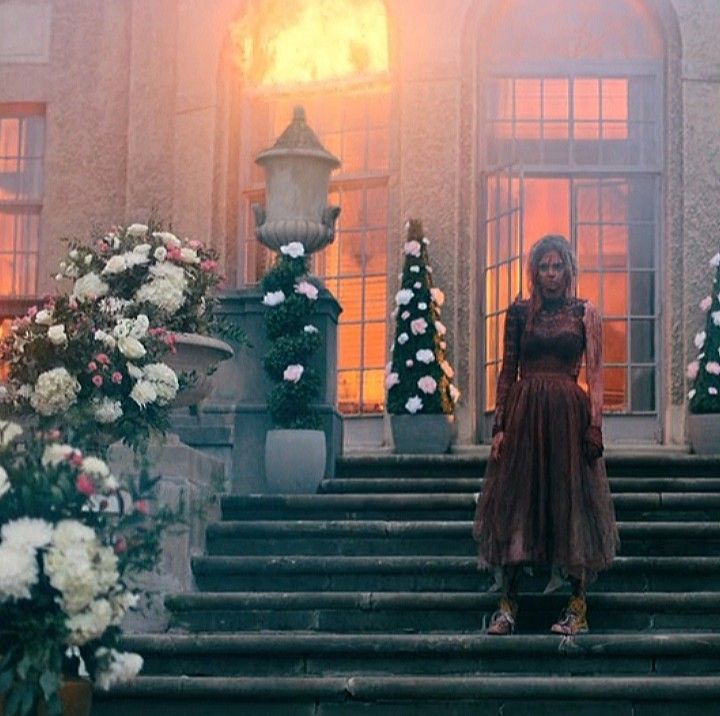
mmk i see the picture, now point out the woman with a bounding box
[473,235,618,636]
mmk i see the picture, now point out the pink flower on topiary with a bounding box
[87,361,98,372]
[686,361,700,380]
[417,376,437,394]
[705,361,720,375]
[92,375,104,387]
[96,353,110,365]
[295,281,319,301]
[410,318,428,336]
[283,364,304,383]
[699,296,713,312]
[385,372,400,390]
[111,371,123,384]
[75,474,95,497]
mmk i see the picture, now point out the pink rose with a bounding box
[75,474,96,497]
[417,376,438,394]
[26,306,37,318]
[167,247,182,262]
[705,361,720,376]
[686,361,700,380]
[200,259,219,272]
[295,281,319,301]
[401,311,410,321]
[114,537,128,554]
[187,240,202,250]
[385,372,400,390]
[403,240,421,257]
[283,364,304,383]
[69,451,83,467]
[96,353,110,365]
[134,500,150,515]
[699,296,713,312]
[111,371,123,384]
[92,375,104,387]
[411,318,428,336]
[87,361,98,372]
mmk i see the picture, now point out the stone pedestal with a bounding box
[171,287,343,492]
[108,435,225,632]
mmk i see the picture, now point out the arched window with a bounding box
[232,0,391,415]
[479,0,665,440]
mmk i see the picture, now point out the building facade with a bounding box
[1,0,718,448]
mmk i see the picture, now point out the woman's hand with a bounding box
[491,431,504,461]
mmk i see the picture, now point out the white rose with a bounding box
[101,255,127,275]
[94,649,144,691]
[47,324,68,346]
[280,242,305,258]
[72,272,109,302]
[405,396,423,414]
[80,457,110,478]
[133,243,152,256]
[35,309,54,325]
[416,349,435,364]
[0,420,23,447]
[154,246,167,262]
[123,250,149,269]
[0,465,9,500]
[180,248,200,264]
[152,231,182,248]
[397,332,409,345]
[262,290,286,307]
[710,252,720,268]
[694,331,707,350]
[117,336,146,360]
[41,443,75,467]
[395,289,414,306]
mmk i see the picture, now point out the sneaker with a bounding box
[487,597,517,635]
[551,595,589,635]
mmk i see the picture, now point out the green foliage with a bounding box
[260,250,322,429]
[386,219,460,415]
[688,253,720,413]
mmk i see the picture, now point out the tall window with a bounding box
[480,0,663,430]
[0,103,44,297]
[234,0,390,415]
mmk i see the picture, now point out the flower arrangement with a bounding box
[0,294,180,454]
[0,421,172,715]
[686,251,720,413]
[57,223,226,337]
[260,242,322,429]
[386,219,460,415]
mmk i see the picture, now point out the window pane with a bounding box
[363,369,384,412]
[338,324,362,368]
[629,223,654,269]
[602,224,628,269]
[630,271,654,316]
[630,367,655,411]
[338,370,361,413]
[603,320,627,363]
[338,278,362,321]
[577,225,600,269]
[604,367,627,411]
[577,271,600,306]
[365,229,387,274]
[485,363,498,412]
[603,272,627,316]
[363,276,386,320]
[630,319,654,363]
[523,178,570,245]
[363,322,386,367]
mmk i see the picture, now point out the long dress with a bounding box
[472,296,619,583]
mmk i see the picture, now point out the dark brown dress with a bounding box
[473,296,618,583]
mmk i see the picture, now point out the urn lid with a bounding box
[255,106,341,168]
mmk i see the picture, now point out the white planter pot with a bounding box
[687,413,720,454]
[264,429,326,493]
[164,333,234,408]
[390,414,457,454]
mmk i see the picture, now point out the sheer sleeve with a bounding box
[583,300,603,428]
[492,301,523,435]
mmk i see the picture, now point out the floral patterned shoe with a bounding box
[551,595,589,635]
[487,597,517,635]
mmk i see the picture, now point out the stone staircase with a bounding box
[95,453,720,715]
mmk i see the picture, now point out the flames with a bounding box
[231,0,389,87]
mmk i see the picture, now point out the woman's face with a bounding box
[536,249,567,299]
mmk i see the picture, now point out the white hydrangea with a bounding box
[126,363,143,380]
[52,520,96,549]
[66,598,114,646]
[94,648,144,691]
[149,262,186,288]
[130,380,157,408]
[30,368,81,416]
[101,255,128,275]
[72,272,109,302]
[0,544,38,602]
[125,223,149,237]
[152,230,181,248]
[80,456,110,478]
[93,397,123,424]
[122,250,150,269]
[142,363,179,405]
[135,279,186,314]
[35,309,54,325]
[109,590,139,625]
[47,324,68,346]
[1,518,54,552]
[98,297,131,317]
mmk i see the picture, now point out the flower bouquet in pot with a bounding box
[55,222,240,408]
[386,219,460,453]
[685,250,720,453]
[0,421,173,715]
[260,242,326,492]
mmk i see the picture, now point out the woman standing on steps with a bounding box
[473,234,619,635]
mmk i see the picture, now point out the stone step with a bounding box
[336,454,720,479]
[190,555,720,593]
[91,674,720,716]
[122,632,720,678]
[320,477,720,494]
[220,493,720,521]
[205,520,720,556]
[165,591,720,633]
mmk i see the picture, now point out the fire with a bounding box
[230,0,389,87]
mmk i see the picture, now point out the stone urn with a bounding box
[687,413,720,454]
[390,414,457,454]
[264,428,326,493]
[164,333,234,408]
[252,106,341,255]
